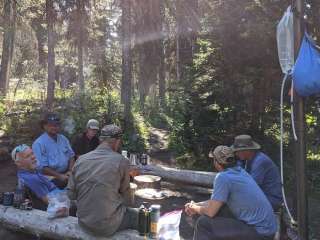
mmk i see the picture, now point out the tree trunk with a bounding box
[175,0,198,82]
[0,0,16,95]
[31,18,47,68]
[121,0,132,124]
[158,1,166,107]
[0,205,144,240]
[77,0,85,92]
[46,0,55,110]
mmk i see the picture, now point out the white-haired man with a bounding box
[12,144,58,208]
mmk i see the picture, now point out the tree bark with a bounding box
[0,0,16,95]
[121,0,132,124]
[136,164,217,188]
[0,205,144,240]
[158,0,166,107]
[77,0,85,92]
[46,0,55,110]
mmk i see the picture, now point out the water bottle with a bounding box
[13,179,25,208]
[277,6,294,74]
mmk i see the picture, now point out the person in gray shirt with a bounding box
[67,124,138,237]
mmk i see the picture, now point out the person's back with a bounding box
[215,166,277,236]
[68,144,130,236]
[247,151,282,210]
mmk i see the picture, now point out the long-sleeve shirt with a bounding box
[67,144,130,236]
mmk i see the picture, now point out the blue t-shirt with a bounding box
[237,152,283,210]
[32,132,75,173]
[211,166,277,236]
[17,170,57,199]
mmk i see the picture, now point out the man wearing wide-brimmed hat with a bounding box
[232,134,282,211]
[185,145,277,240]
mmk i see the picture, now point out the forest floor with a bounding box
[0,127,319,239]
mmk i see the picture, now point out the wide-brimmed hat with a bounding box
[231,134,261,152]
[209,145,234,165]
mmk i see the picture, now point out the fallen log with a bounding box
[135,164,217,188]
[0,205,146,240]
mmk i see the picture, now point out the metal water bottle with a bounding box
[149,204,161,238]
[138,204,150,236]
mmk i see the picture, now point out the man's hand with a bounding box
[57,173,69,182]
[185,201,198,216]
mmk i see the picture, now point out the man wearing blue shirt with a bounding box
[232,135,283,211]
[12,144,58,208]
[32,113,75,188]
[185,146,277,240]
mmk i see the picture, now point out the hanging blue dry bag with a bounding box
[293,33,320,97]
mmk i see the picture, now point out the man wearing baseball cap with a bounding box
[72,119,100,159]
[67,124,138,237]
[185,145,277,240]
[232,134,282,211]
[32,113,75,189]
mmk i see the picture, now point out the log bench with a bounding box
[0,205,147,240]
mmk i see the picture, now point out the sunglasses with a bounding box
[14,144,29,160]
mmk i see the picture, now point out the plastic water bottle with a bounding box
[277,6,294,74]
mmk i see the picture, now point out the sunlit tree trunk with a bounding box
[0,0,16,95]
[46,0,55,110]
[121,0,132,124]
[31,19,47,68]
[159,0,166,107]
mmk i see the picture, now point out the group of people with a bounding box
[11,112,283,239]
[12,113,138,236]
[185,135,283,240]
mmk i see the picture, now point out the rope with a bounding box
[280,72,297,225]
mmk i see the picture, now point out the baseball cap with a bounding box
[100,124,123,139]
[11,144,29,162]
[43,113,60,125]
[86,119,99,130]
[209,145,234,165]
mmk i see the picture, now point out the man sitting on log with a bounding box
[32,113,75,189]
[71,119,100,160]
[231,134,283,211]
[185,145,277,240]
[12,144,58,209]
[67,124,139,237]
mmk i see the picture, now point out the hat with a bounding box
[209,145,234,165]
[11,144,29,162]
[42,113,60,125]
[100,124,123,139]
[86,119,99,130]
[231,135,261,152]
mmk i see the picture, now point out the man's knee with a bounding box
[195,215,211,229]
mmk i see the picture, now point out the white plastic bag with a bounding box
[277,6,294,74]
[158,210,182,240]
[47,189,70,219]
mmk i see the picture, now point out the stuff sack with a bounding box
[158,210,182,240]
[47,189,70,219]
[293,33,320,96]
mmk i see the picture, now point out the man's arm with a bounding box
[186,200,224,218]
[66,170,77,200]
[119,158,131,205]
[42,167,68,181]
[68,157,75,172]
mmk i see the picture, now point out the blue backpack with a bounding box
[293,32,320,97]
